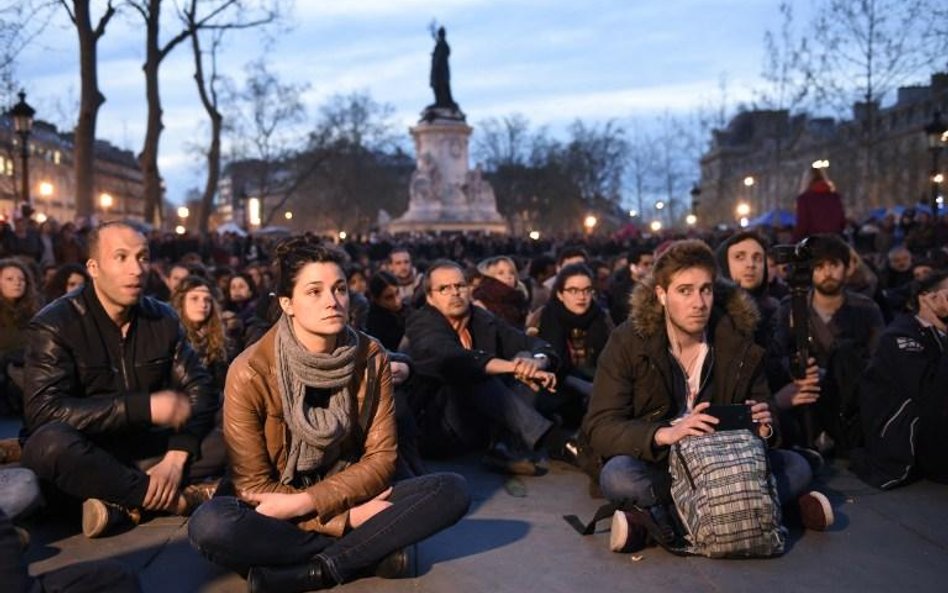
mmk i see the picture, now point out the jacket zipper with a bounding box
[674,446,696,490]
[119,337,130,392]
[731,342,752,397]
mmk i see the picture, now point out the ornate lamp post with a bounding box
[9,91,35,216]
[924,111,947,215]
[690,183,701,223]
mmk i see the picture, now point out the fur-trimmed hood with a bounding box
[628,274,760,340]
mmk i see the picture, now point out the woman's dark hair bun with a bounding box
[273,236,347,297]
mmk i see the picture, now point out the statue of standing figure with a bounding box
[429,26,458,111]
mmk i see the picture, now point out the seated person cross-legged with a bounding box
[20,222,225,539]
[404,260,563,476]
[188,238,469,593]
[527,262,614,428]
[581,240,834,552]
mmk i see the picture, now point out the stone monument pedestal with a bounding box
[388,109,507,235]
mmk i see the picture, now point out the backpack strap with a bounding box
[563,502,619,535]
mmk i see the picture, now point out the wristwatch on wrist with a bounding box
[532,352,549,368]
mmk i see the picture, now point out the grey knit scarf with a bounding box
[275,314,358,485]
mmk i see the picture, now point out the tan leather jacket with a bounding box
[223,325,396,537]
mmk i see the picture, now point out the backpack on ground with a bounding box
[669,429,786,558]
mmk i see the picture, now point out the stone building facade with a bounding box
[698,72,948,226]
[0,117,144,223]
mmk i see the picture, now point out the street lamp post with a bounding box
[583,214,598,234]
[736,202,751,228]
[743,175,758,213]
[9,91,35,217]
[924,111,947,216]
[690,183,701,224]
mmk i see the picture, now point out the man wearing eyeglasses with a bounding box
[404,260,562,475]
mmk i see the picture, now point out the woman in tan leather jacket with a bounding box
[188,237,469,593]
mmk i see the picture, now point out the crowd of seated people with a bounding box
[0,206,944,588]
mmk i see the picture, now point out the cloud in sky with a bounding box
[14,0,814,204]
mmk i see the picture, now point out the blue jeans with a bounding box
[188,472,469,584]
[446,376,553,451]
[600,449,812,507]
[0,468,43,520]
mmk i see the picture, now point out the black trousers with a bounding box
[21,421,225,509]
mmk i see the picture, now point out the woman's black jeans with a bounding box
[188,472,469,584]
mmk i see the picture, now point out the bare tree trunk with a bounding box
[70,0,115,219]
[190,24,222,235]
[136,0,163,226]
[133,0,274,227]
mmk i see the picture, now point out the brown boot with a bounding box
[82,499,142,538]
[178,479,221,516]
[0,438,22,464]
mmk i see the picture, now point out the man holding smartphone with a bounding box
[581,240,833,552]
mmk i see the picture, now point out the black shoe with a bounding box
[547,435,582,465]
[645,504,686,549]
[482,443,541,476]
[375,545,415,579]
[609,509,650,553]
[247,558,333,593]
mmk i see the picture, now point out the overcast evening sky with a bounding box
[14,0,823,206]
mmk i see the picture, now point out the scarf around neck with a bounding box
[275,314,359,485]
[539,296,609,370]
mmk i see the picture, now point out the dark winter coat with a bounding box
[854,315,948,488]
[404,303,558,386]
[472,276,528,329]
[581,276,771,464]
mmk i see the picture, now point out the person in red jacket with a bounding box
[793,166,846,242]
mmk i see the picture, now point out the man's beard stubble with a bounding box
[814,279,843,297]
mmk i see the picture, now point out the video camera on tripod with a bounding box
[771,238,813,380]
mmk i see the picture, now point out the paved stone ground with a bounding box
[4,414,948,593]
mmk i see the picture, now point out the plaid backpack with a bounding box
[669,429,786,558]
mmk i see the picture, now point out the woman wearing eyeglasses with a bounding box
[528,263,614,426]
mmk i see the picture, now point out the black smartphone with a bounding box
[704,403,754,432]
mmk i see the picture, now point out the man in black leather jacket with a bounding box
[20,222,223,538]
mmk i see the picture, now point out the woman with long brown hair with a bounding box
[0,259,41,415]
[171,275,234,393]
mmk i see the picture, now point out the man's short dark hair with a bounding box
[908,269,948,313]
[652,240,718,290]
[422,259,464,294]
[528,255,555,279]
[807,234,851,268]
[86,221,146,260]
[627,245,653,266]
[556,246,589,267]
[388,246,412,262]
[725,231,769,254]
